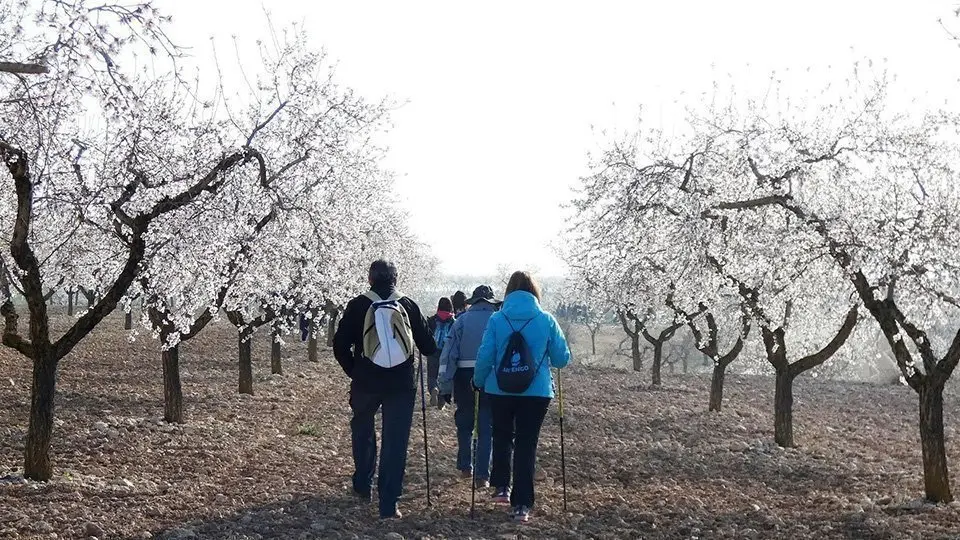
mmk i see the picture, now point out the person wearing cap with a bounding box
[437,285,500,487]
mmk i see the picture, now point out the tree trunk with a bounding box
[774,369,795,447]
[238,333,253,395]
[590,328,597,356]
[162,345,184,424]
[651,343,663,387]
[24,355,57,480]
[124,310,133,330]
[709,361,727,412]
[66,290,74,316]
[630,334,642,372]
[308,331,319,363]
[271,327,282,375]
[326,309,339,347]
[919,380,952,502]
[682,354,688,374]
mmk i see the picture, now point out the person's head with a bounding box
[451,290,467,312]
[368,259,398,289]
[505,271,542,302]
[437,297,453,313]
[466,284,501,306]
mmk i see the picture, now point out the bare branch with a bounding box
[789,305,859,376]
[0,62,49,75]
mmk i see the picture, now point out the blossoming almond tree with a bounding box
[0,0,294,480]
[566,146,742,393]
[691,73,960,502]
[590,67,960,501]
[568,101,863,446]
[563,203,677,380]
[135,26,393,410]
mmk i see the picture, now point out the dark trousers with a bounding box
[427,354,440,392]
[350,389,415,517]
[453,368,492,478]
[299,314,309,341]
[489,394,551,508]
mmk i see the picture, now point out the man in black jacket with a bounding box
[333,259,436,519]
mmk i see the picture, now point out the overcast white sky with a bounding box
[158,1,960,276]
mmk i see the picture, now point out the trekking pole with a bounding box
[470,388,479,519]
[558,368,567,513]
[417,353,432,507]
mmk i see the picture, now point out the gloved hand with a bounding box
[438,394,452,410]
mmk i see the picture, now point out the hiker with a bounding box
[333,259,437,519]
[437,285,500,488]
[474,271,570,523]
[452,290,468,316]
[426,297,456,405]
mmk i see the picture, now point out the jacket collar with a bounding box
[369,284,396,300]
[467,301,496,312]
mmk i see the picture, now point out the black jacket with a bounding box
[333,288,436,393]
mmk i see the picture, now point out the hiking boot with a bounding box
[352,488,371,503]
[513,505,531,523]
[459,469,473,479]
[491,487,510,504]
[429,388,438,406]
[474,477,490,489]
[380,507,402,520]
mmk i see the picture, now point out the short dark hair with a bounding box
[505,271,542,302]
[437,297,453,312]
[369,259,398,287]
[451,290,467,311]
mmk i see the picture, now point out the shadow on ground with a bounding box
[143,490,583,540]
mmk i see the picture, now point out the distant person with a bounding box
[474,271,570,523]
[333,259,437,519]
[452,290,468,316]
[426,297,456,405]
[437,285,500,488]
[299,312,310,342]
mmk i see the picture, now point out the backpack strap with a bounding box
[504,316,537,333]
[364,291,404,304]
[362,292,380,339]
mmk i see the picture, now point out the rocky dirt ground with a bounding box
[2,314,960,539]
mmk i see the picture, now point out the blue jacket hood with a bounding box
[499,291,540,321]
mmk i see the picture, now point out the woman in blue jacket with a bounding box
[474,271,570,523]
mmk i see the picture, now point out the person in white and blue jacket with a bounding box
[474,271,570,523]
[437,284,500,487]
